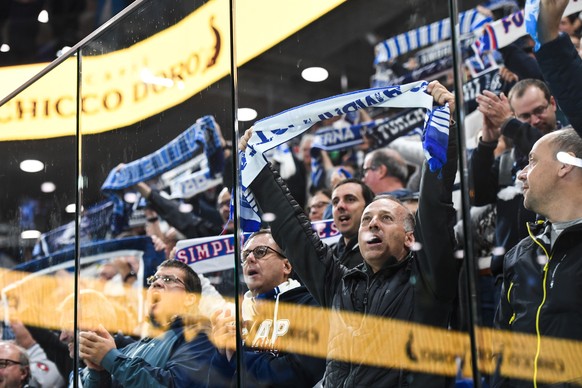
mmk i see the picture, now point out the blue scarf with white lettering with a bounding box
[238,81,450,232]
[101,115,224,235]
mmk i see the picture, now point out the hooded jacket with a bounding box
[209,279,326,388]
[248,124,458,387]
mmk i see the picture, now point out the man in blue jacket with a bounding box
[78,259,214,387]
[208,228,326,387]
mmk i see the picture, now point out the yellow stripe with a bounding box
[2,268,582,384]
[526,221,552,388]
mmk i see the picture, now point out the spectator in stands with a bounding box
[534,0,582,133]
[239,80,459,386]
[361,148,413,198]
[328,178,375,269]
[307,189,331,222]
[0,341,30,388]
[471,78,559,279]
[78,259,214,387]
[494,127,582,386]
[208,229,325,387]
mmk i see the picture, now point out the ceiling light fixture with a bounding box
[21,230,41,240]
[20,159,44,173]
[37,10,49,23]
[65,204,76,214]
[0,44,9,53]
[301,67,329,82]
[41,182,56,193]
[238,108,257,122]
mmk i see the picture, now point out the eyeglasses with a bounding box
[309,201,330,211]
[516,103,550,121]
[146,274,186,287]
[241,245,285,264]
[0,359,21,369]
[362,165,377,175]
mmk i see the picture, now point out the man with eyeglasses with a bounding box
[78,259,215,387]
[238,81,459,387]
[208,228,326,387]
[0,341,29,388]
[471,78,561,291]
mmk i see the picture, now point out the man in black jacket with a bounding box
[239,80,459,387]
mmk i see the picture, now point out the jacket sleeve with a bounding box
[501,118,542,156]
[147,189,223,238]
[536,33,582,135]
[412,121,459,327]
[469,139,500,205]
[89,333,214,387]
[249,165,347,307]
[240,350,325,388]
[26,326,72,382]
[499,43,544,81]
[26,343,66,388]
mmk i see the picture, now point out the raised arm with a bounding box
[413,81,459,326]
[240,130,347,307]
[535,0,582,133]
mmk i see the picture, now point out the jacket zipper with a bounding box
[527,222,552,388]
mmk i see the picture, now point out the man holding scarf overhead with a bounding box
[238,80,459,387]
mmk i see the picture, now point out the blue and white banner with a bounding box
[474,1,582,55]
[365,108,427,147]
[238,81,449,232]
[374,8,490,64]
[33,201,114,258]
[100,115,224,234]
[174,219,341,274]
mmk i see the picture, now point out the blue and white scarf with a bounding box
[238,81,450,232]
[101,115,224,235]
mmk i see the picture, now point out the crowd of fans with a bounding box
[1,0,582,387]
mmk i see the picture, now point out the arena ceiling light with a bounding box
[238,108,258,122]
[20,159,44,173]
[21,230,41,239]
[301,66,329,82]
[37,10,49,23]
[41,182,56,193]
[0,44,9,53]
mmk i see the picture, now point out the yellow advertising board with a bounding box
[0,0,346,141]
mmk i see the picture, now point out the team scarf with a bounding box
[474,1,582,55]
[374,7,490,64]
[169,168,223,199]
[238,81,450,232]
[100,115,224,235]
[175,219,341,273]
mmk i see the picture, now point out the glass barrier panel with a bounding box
[78,0,235,386]
[0,56,78,388]
[234,0,492,386]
